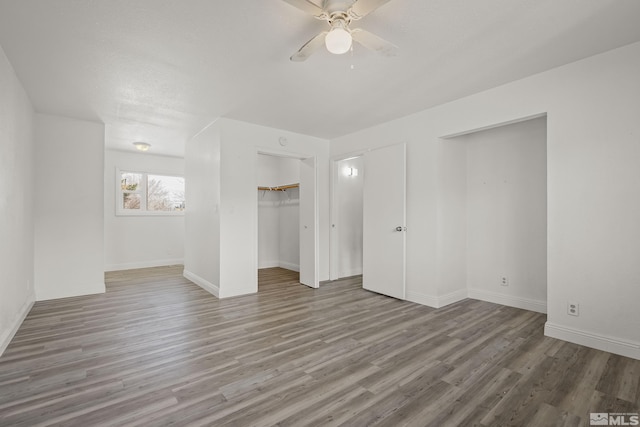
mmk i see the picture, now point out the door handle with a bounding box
[395,226,405,232]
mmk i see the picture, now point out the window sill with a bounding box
[116,211,185,217]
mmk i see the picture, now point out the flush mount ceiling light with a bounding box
[133,142,151,152]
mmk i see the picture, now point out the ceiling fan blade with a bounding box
[281,0,325,17]
[349,0,393,19]
[351,28,398,56]
[290,32,328,62]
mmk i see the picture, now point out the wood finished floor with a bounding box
[0,266,638,427]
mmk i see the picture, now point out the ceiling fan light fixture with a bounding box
[325,27,352,54]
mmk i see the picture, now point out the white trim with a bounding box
[439,113,548,139]
[256,146,314,160]
[183,269,220,298]
[115,211,185,217]
[0,295,35,357]
[407,289,467,308]
[406,291,438,307]
[438,289,469,307]
[545,322,640,360]
[330,148,370,163]
[105,259,184,272]
[338,268,363,278]
[329,159,339,280]
[257,261,300,272]
[407,288,468,308]
[279,261,300,272]
[36,283,106,301]
[467,288,547,313]
[258,260,280,269]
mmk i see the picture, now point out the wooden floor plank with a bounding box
[0,266,638,426]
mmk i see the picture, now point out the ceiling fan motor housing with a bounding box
[322,0,356,16]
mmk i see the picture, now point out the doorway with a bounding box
[330,143,406,301]
[256,151,318,288]
[330,156,365,280]
[257,153,300,271]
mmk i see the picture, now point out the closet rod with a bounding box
[257,183,299,192]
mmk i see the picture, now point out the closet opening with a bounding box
[447,115,548,313]
[257,153,301,282]
[257,151,318,290]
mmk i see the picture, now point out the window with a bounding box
[117,169,185,215]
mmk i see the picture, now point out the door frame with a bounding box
[256,147,319,288]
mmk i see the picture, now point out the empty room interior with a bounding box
[1,1,639,425]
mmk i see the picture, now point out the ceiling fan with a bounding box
[282,0,398,61]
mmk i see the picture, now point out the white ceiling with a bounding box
[1,0,640,157]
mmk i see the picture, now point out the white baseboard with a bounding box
[338,268,363,278]
[257,261,300,272]
[258,260,280,269]
[407,291,438,308]
[105,258,184,272]
[258,200,299,207]
[36,283,106,301]
[468,288,547,314]
[183,269,220,298]
[279,261,300,272]
[407,288,467,308]
[545,322,640,360]
[438,289,469,307]
[0,295,35,357]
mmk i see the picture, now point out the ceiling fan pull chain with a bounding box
[350,44,355,69]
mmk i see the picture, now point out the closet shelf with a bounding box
[257,183,299,192]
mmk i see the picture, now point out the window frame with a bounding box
[115,168,185,217]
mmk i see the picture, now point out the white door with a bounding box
[299,156,318,288]
[363,143,406,299]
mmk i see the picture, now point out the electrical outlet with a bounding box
[567,302,579,316]
[501,276,509,286]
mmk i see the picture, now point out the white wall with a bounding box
[34,114,105,301]
[462,117,547,312]
[183,121,221,297]
[331,41,640,359]
[257,154,300,271]
[219,119,328,296]
[435,138,468,304]
[104,149,185,271]
[336,156,364,278]
[185,118,329,298]
[0,44,35,355]
[257,154,300,187]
